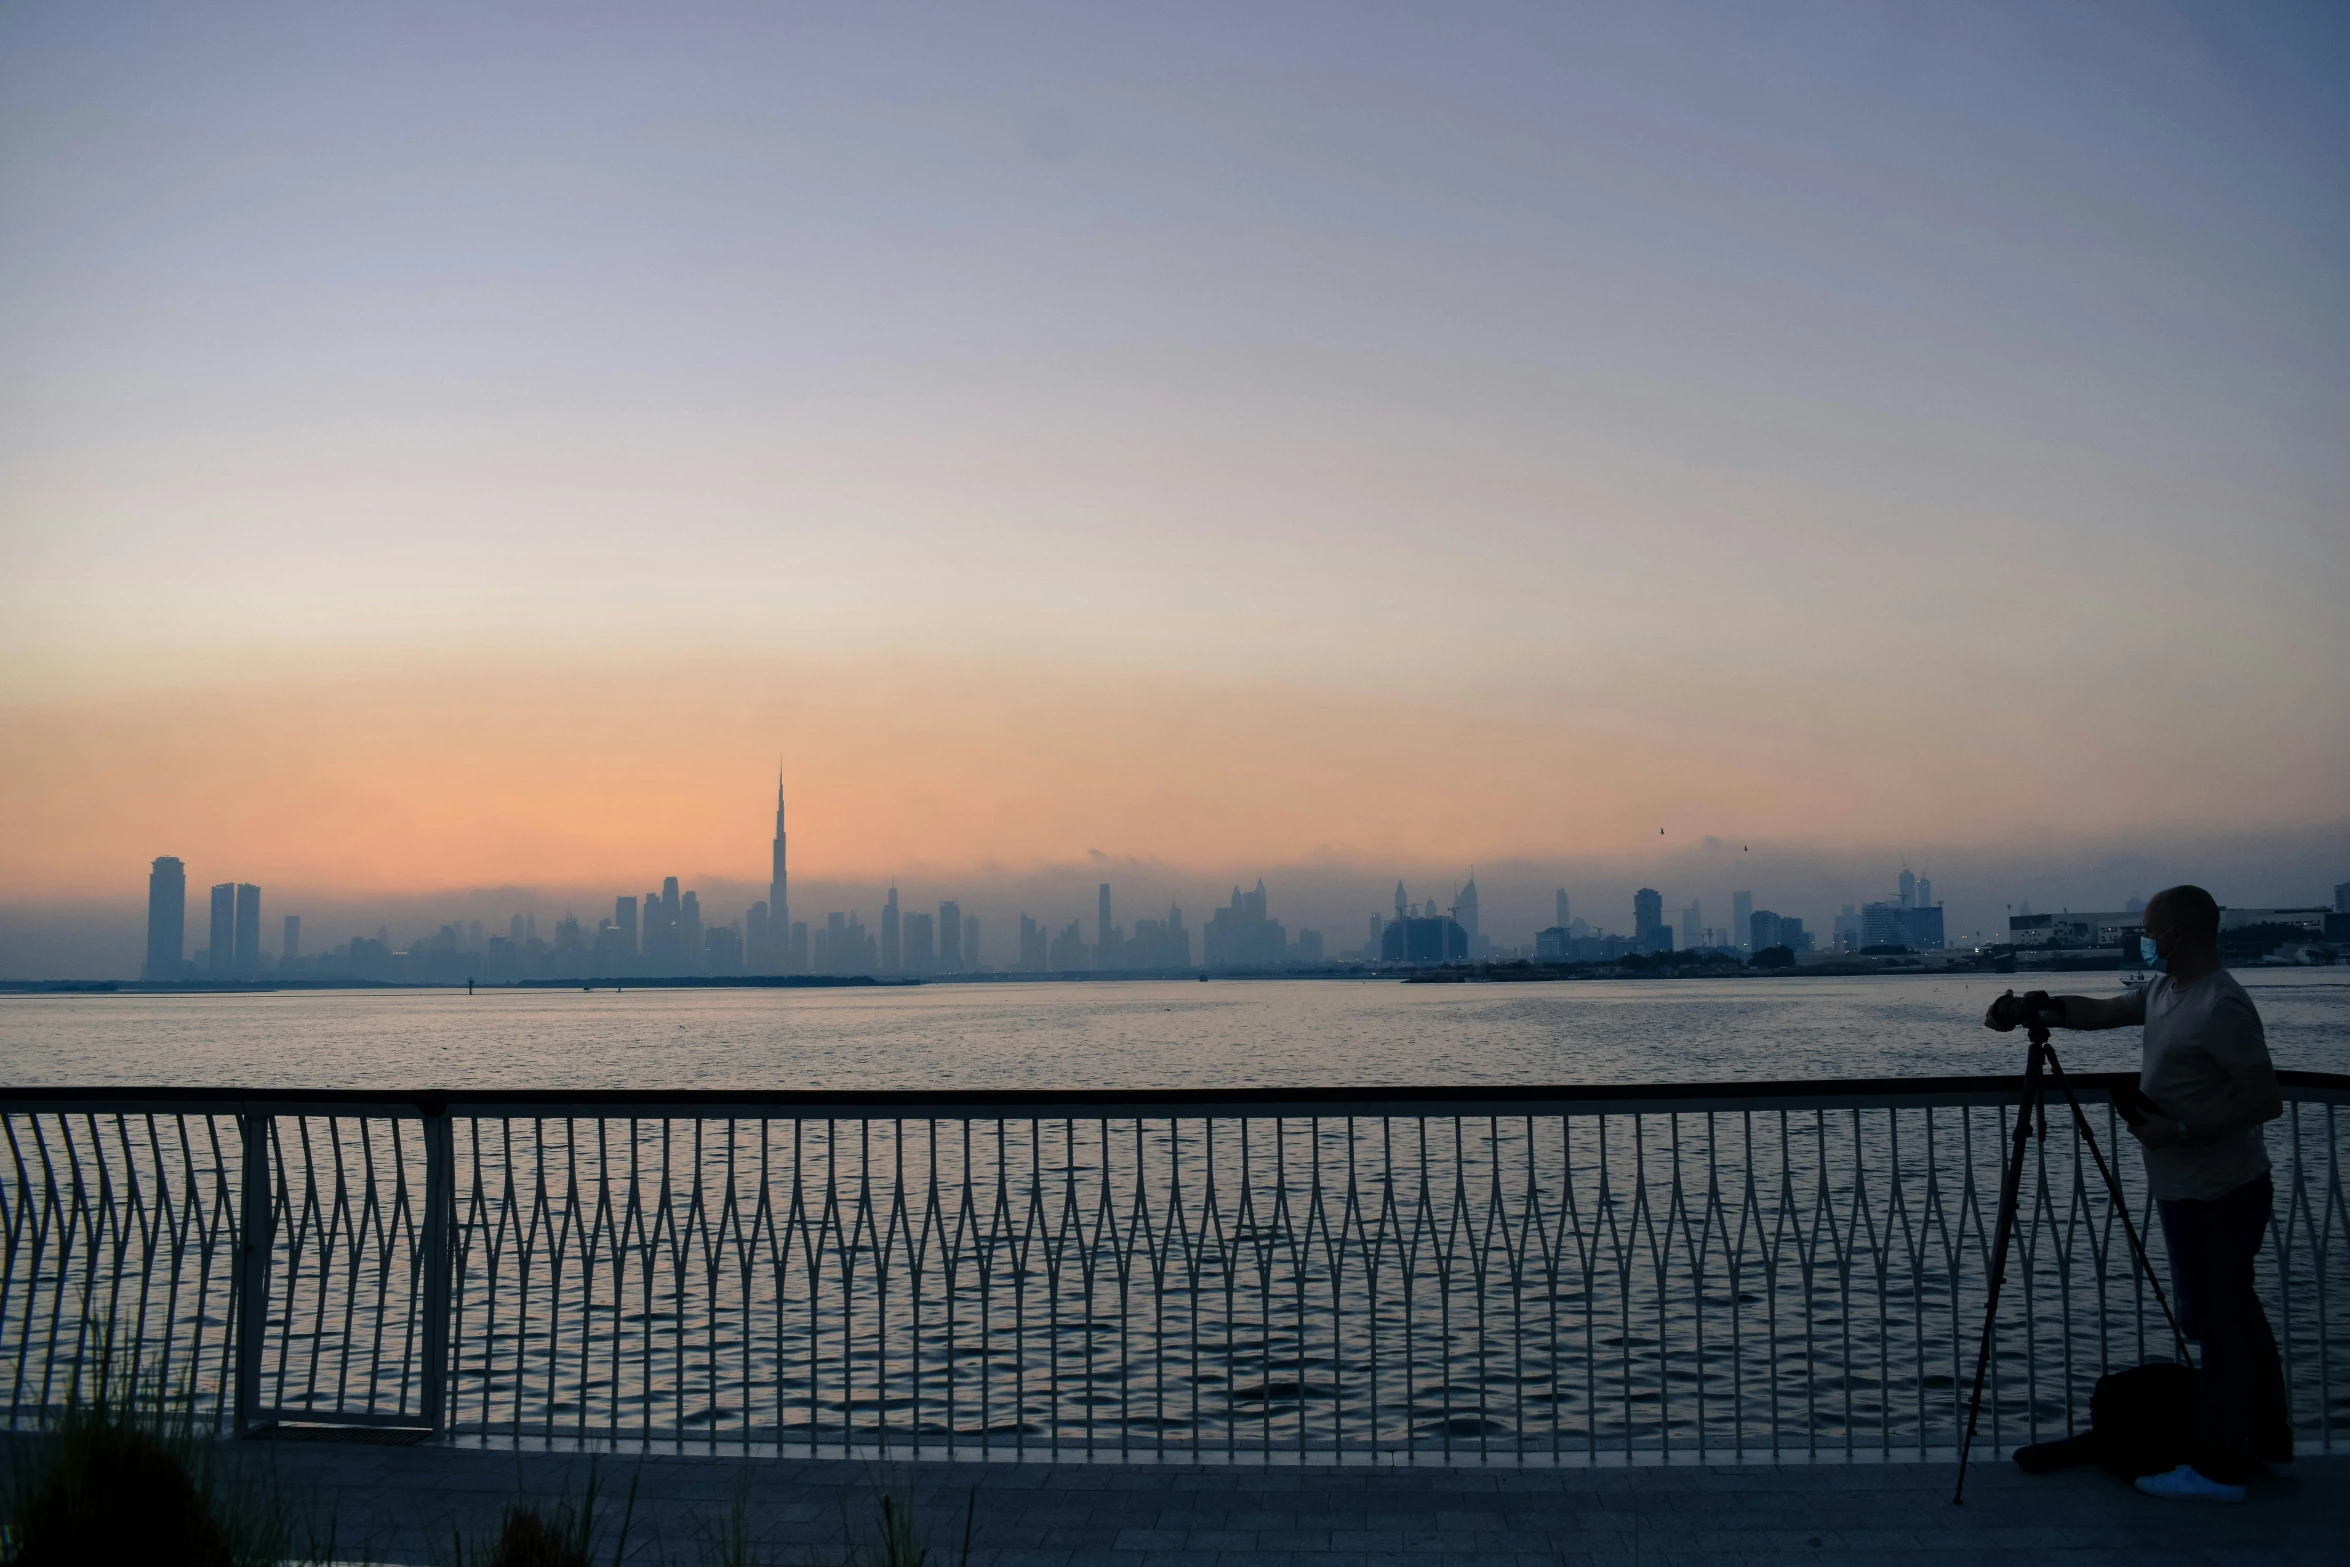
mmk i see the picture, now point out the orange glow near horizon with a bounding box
[4,648,2337,903]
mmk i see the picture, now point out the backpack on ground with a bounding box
[2013,1361,2199,1481]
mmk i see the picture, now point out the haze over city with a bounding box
[4,4,2347,975]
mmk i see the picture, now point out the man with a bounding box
[1985,884,2289,1502]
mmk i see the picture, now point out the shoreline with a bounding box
[4,949,2334,997]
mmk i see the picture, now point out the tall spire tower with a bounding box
[770,771,788,968]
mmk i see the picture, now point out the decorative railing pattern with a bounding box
[3,1077,2344,1463]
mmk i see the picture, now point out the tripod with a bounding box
[1952,999,2189,1504]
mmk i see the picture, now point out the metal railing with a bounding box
[4,1075,2344,1463]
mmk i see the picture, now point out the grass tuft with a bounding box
[443,1459,639,1567]
[826,1473,976,1567]
[1,1339,353,1567]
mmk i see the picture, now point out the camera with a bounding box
[1988,989,2060,1032]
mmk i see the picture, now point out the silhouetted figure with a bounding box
[1986,884,2288,1499]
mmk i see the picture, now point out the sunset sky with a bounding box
[4,3,2346,968]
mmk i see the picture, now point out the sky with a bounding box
[3,3,2347,974]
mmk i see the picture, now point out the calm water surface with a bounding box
[4,968,2346,1087]
[5,970,2345,1457]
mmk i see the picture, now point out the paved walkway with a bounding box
[215,1442,2348,1566]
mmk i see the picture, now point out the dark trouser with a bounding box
[2156,1172,2291,1480]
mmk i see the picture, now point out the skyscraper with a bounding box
[882,885,900,973]
[233,884,262,973]
[1203,881,1285,967]
[1095,883,1121,968]
[659,877,684,972]
[937,901,962,974]
[144,857,186,981]
[1680,899,1703,951]
[1899,867,1917,909]
[282,914,301,966]
[1455,873,1479,942]
[1634,888,1668,954]
[744,901,770,974]
[1732,891,1754,951]
[613,896,638,962]
[770,774,789,971]
[1554,888,1569,932]
[208,883,235,974]
[641,887,665,967]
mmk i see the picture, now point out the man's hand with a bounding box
[2129,1115,2184,1150]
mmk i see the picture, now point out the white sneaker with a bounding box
[2135,1464,2246,1503]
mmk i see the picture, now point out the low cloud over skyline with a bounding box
[8,811,2342,980]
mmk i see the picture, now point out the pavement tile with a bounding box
[1114,1528,1192,1549]
[1041,1527,1128,1548]
[1250,1528,1333,1552]
[1180,1530,1263,1551]
[1089,1506,1172,1525]
[1326,1531,1406,1551]
[1395,1533,1481,1553]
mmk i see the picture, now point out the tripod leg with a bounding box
[1955,1049,2043,1504]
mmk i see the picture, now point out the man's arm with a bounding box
[2048,994,2140,1030]
[1983,991,2141,1032]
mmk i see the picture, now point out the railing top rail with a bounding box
[2,1070,2345,1119]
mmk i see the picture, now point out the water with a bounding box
[5,968,2347,1088]
[5,971,2344,1460]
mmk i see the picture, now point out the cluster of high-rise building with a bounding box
[1853,867,1945,952]
[747,783,981,976]
[1375,877,1477,963]
[1531,884,1643,963]
[159,773,2342,983]
[141,857,298,979]
[1013,883,1205,973]
[1529,883,1815,962]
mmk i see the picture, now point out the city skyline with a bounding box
[73,773,2350,983]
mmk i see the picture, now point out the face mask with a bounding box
[2140,935,2166,971]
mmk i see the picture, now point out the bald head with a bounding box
[2146,884,2221,944]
